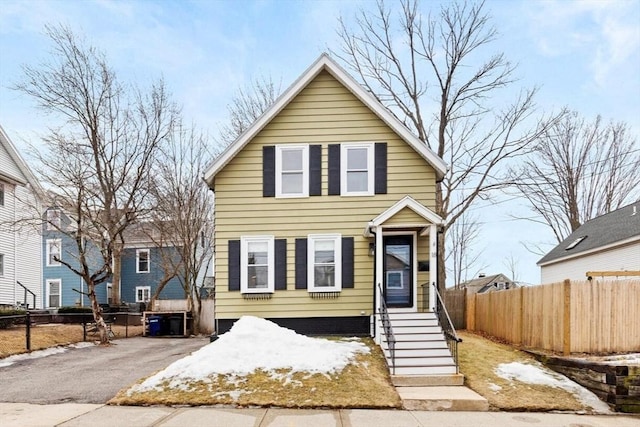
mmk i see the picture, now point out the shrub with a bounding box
[0,309,26,329]
[57,306,93,314]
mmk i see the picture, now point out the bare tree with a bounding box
[510,111,640,242]
[502,252,519,284]
[333,0,556,291]
[14,25,177,343]
[149,122,214,335]
[216,75,281,147]
[446,210,486,288]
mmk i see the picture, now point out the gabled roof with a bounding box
[537,202,640,266]
[364,196,443,237]
[0,125,43,195]
[203,54,447,186]
[458,273,514,293]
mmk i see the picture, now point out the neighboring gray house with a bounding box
[537,202,640,284]
[0,125,44,308]
[457,273,516,294]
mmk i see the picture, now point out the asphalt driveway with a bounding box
[0,337,209,404]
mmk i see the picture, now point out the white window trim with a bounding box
[135,286,151,303]
[240,235,275,294]
[275,145,309,198]
[136,249,150,273]
[340,142,375,196]
[46,279,62,308]
[46,239,62,267]
[307,233,342,293]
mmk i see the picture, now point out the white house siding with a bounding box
[540,242,640,284]
[0,140,24,180]
[0,183,17,306]
[14,184,42,308]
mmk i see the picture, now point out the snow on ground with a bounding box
[591,353,640,365]
[130,316,370,393]
[495,361,611,413]
[0,342,94,368]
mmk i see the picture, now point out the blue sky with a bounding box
[1,0,639,285]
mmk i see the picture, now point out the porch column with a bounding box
[374,226,384,344]
[429,224,437,310]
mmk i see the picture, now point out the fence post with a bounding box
[25,311,31,352]
[519,287,524,347]
[563,279,571,355]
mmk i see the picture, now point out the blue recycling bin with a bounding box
[148,316,161,336]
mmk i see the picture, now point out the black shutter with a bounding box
[263,146,275,197]
[228,240,240,291]
[275,239,287,290]
[328,144,340,195]
[309,145,322,196]
[295,238,307,289]
[342,237,354,288]
[375,143,387,194]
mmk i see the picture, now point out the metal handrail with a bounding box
[16,281,36,309]
[431,283,462,374]
[377,283,396,375]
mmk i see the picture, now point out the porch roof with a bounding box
[364,196,443,237]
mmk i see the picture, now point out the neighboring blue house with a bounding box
[42,207,108,308]
[43,208,186,309]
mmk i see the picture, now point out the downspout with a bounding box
[370,228,377,339]
[13,186,17,306]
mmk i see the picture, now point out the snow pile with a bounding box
[598,353,640,365]
[0,342,94,368]
[496,361,611,413]
[130,316,370,392]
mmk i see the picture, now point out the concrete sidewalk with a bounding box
[1,403,638,427]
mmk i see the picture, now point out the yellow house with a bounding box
[204,55,459,378]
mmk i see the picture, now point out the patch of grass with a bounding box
[109,337,401,409]
[0,324,144,358]
[458,330,592,412]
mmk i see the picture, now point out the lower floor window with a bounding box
[47,279,61,308]
[241,236,274,293]
[308,234,342,292]
[136,286,151,303]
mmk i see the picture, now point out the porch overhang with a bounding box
[364,195,444,237]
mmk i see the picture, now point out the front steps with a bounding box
[377,311,489,411]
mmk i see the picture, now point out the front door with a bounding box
[383,235,413,308]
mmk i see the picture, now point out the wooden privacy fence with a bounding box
[466,280,640,354]
[443,288,467,330]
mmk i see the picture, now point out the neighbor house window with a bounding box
[46,279,61,308]
[46,239,61,266]
[276,145,309,198]
[307,234,342,292]
[136,249,150,273]
[46,209,61,230]
[135,286,151,303]
[341,143,374,196]
[0,183,4,206]
[0,253,4,276]
[107,283,113,305]
[240,236,274,293]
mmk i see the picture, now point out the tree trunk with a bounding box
[435,182,447,293]
[87,282,109,345]
[111,251,122,305]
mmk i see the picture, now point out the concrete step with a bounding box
[392,374,464,387]
[384,348,452,358]
[392,365,458,375]
[381,340,449,350]
[387,311,437,320]
[396,386,489,411]
[382,332,446,342]
[391,325,442,334]
[393,356,456,367]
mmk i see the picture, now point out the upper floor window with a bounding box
[241,235,274,293]
[276,145,309,198]
[341,143,374,196]
[46,239,61,266]
[136,249,150,273]
[46,209,61,230]
[307,234,342,292]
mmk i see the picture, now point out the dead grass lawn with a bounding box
[0,324,144,358]
[458,330,592,412]
[110,337,401,409]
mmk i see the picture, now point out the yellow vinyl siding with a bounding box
[384,207,430,226]
[214,70,436,319]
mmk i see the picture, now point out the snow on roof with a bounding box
[130,316,370,393]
